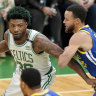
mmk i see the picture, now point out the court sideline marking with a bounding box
[57,89,94,94]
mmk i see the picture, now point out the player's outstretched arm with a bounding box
[58,31,91,68]
[33,33,63,59]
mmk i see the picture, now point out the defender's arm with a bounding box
[33,33,63,58]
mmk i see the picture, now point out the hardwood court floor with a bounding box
[0,74,94,96]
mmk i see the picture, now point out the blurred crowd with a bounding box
[0,0,96,57]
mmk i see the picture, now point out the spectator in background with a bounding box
[20,68,61,96]
[0,0,14,57]
[69,0,94,11]
[14,0,62,47]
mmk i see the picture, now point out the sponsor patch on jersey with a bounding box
[25,46,31,50]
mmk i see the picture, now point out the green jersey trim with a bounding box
[8,31,10,48]
[45,66,53,75]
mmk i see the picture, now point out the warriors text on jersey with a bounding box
[76,25,96,77]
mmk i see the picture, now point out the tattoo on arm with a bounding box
[34,34,63,58]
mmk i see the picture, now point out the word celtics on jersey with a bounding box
[10,49,33,71]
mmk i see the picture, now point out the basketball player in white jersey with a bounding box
[0,6,63,96]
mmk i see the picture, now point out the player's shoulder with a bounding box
[71,30,90,41]
[30,29,44,40]
[5,29,9,35]
[34,32,49,43]
[69,31,89,46]
[4,29,10,42]
[4,29,9,38]
[74,30,88,37]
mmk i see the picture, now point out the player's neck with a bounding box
[74,23,85,33]
[28,88,43,96]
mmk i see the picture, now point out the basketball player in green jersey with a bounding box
[1,6,63,96]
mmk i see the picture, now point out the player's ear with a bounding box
[25,22,28,28]
[22,82,25,88]
[20,78,26,88]
[23,81,29,89]
[75,18,81,24]
[21,82,28,90]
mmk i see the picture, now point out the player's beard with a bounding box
[14,29,26,41]
[65,24,75,33]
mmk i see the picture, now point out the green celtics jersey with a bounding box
[8,29,53,75]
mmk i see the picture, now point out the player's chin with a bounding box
[14,37,21,41]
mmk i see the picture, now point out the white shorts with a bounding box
[2,67,56,96]
[41,66,56,89]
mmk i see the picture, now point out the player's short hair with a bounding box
[21,68,41,89]
[7,6,31,24]
[66,4,87,23]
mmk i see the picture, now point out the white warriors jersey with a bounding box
[8,29,54,75]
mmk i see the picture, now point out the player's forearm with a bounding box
[58,53,73,68]
[68,59,89,82]
[58,46,76,68]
